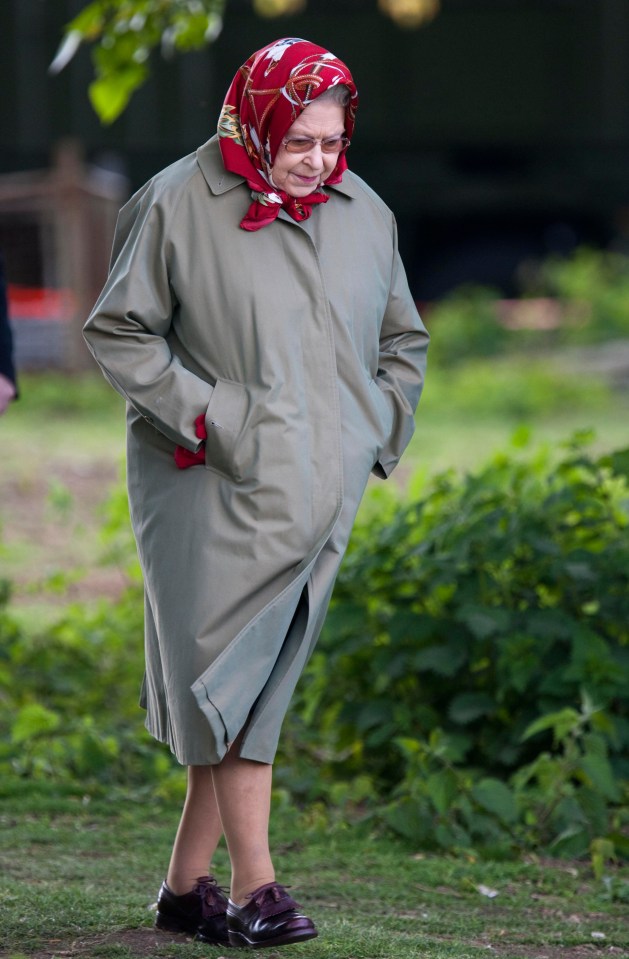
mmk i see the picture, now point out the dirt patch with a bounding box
[25,927,200,958]
[21,926,627,959]
[1,458,128,605]
[27,925,264,958]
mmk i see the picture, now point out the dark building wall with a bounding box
[2,0,629,295]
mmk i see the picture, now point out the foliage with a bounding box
[426,247,629,368]
[0,489,165,789]
[3,434,629,865]
[423,285,513,368]
[50,0,226,123]
[52,0,437,123]
[0,580,170,786]
[530,246,629,345]
[280,434,629,860]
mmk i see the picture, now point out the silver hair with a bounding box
[316,84,351,108]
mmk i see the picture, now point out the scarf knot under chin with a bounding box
[241,186,329,232]
[217,38,357,232]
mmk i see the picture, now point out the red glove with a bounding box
[174,414,207,469]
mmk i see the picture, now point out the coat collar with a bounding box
[196,135,244,195]
[196,135,358,200]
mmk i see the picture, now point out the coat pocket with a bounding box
[368,377,394,446]
[204,378,250,482]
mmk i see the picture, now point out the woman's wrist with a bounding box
[0,373,16,414]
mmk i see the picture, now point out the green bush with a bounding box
[3,434,629,861]
[280,435,629,858]
[0,487,178,792]
[532,247,629,345]
[422,285,514,368]
[426,248,629,367]
[0,581,165,785]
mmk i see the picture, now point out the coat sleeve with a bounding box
[83,183,213,452]
[372,216,429,479]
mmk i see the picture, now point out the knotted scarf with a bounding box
[217,37,358,231]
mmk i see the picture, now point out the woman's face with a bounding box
[270,98,346,198]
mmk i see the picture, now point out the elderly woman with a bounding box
[84,37,428,950]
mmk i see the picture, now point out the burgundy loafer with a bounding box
[155,874,230,945]
[227,881,318,949]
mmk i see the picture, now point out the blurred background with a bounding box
[1,0,629,603]
[2,0,629,368]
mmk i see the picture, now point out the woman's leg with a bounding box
[211,732,275,905]
[166,765,224,894]
[165,732,275,903]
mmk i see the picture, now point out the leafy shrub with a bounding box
[423,285,515,368]
[529,247,629,345]
[0,485,178,792]
[426,248,629,367]
[281,435,629,858]
[3,433,629,862]
[0,581,164,785]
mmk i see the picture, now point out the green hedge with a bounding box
[280,435,629,859]
[2,435,629,861]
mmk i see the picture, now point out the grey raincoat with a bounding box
[83,135,429,765]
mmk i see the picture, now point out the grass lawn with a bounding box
[1,781,628,959]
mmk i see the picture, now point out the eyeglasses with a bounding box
[282,135,351,155]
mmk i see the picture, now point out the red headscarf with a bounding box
[218,38,358,231]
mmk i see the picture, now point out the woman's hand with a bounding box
[174,414,207,469]
[0,373,16,415]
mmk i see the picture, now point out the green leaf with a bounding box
[521,708,581,743]
[459,605,512,640]
[448,693,496,725]
[11,704,61,744]
[550,824,590,858]
[67,2,106,38]
[426,769,459,815]
[384,797,432,843]
[472,777,518,824]
[598,447,629,480]
[88,63,148,123]
[510,424,532,449]
[413,643,466,677]
[172,12,221,50]
[579,753,621,802]
[590,837,616,880]
[606,832,629,858]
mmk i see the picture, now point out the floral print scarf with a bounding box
[218,37,358,231]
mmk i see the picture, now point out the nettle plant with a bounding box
[285,434,629,861]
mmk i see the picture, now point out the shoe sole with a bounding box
[156,912,229,946]
[228,928,318,949]
[155,912,197,935]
